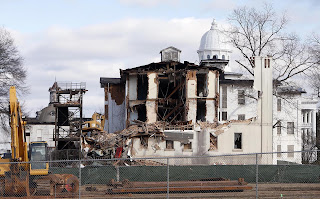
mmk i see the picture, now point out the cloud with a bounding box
[14,17,217,117]
[119,0,181,7]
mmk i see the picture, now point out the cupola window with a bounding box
[207,55,210,59]
[213,55,218,59]
[222,55,225,60]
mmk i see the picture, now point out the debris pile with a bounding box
[82,121,167,160]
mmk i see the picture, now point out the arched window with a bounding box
[222,55,225,60]
[207,55,210,59]
[213,55,218,59]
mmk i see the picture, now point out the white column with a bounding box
[312,110,317,137]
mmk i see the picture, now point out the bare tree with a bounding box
[307,34,320,97]
[0,27,27,132]
[227,4,317,84]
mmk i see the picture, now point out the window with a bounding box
[197,73,208,97]
[166,140,174,149]
[207,55,210,59]
[196,100,206,121]
[238,114,245,120]
[287,145,294,158]
[140,137,148,148]
[209,134,218,150]
[277,145,281,157]
[184,143,192,150]
[221,85,227,108]
[306,112,309,123]
[302,112,305,123]
[213,55,218,59]
[222,55,225,60]
[277,99,281,111]
[238,90,245,105]
[222,112,227,121]
[287,122,294,134]
[234,133,242,149]
[277,121,281,135]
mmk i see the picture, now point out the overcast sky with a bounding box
[1,0,320,117]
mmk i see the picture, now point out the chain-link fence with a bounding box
[0,150,320,198]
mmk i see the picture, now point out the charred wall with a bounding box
[104,83,126,133]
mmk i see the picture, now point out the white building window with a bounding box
[221,85,227,108]
[222,55,225,60]
[166,140,174,149]
[238,90,245,105]
[277,121,281,134]
[287,145,294,158]
[207,55,210,59]
[277,99,281,112]
[222,112,227,121]
[277,145,281,157]
[234,133,242,149]
[238,114,245,120]
[287,122,294,134]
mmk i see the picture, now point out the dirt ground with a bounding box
[5,183,320,199]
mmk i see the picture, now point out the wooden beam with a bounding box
[162,102,184,121]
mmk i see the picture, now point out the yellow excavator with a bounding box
[0,86,79,196]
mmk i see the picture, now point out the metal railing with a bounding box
[0,150,319,198]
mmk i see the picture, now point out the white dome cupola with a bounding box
[197,19,232,62]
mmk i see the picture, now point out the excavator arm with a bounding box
[9,86,28,163]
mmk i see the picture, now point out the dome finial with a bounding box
[211,18,217,30]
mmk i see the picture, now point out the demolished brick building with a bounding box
[99,47,273,165]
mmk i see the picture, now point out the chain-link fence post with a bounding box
[255,153,258,199]
[167,157,170,199]
[116,166,120,182]
[79,159,81,199]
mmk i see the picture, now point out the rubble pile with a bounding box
[82,121,167,160]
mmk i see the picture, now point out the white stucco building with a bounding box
[196,20,319,164]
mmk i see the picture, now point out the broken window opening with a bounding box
[158,74,170,99]
[197,73,208,97]
[238,90,245,105]
[157,73,185,123]
[166,140,174,149]
[209,134,218,150]
[222,111,227,121]
[196,100,206,122]
[137,74,148,100]
[238,114,245,120]
[137,104,146,122]
[183,142,192,150]
[140,136,148,148]
[234,133,242,149]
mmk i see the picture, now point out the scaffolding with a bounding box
[52,82,87,160]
